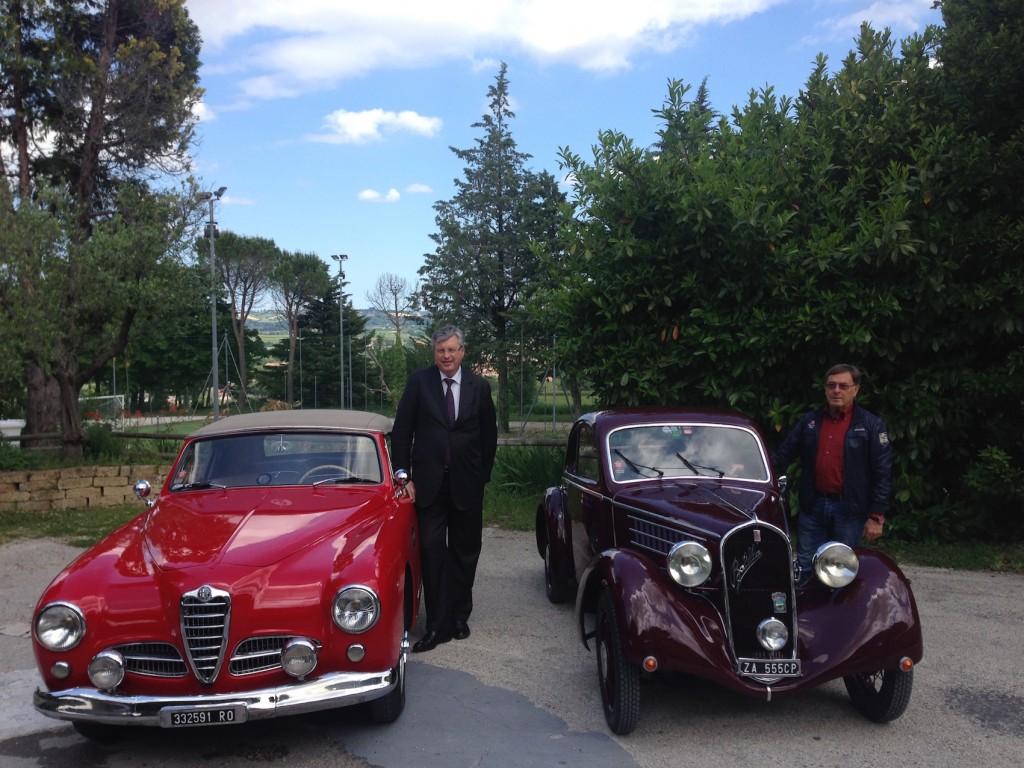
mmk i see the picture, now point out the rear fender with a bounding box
[536,486,573,577]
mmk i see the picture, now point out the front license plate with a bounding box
[159,704,247,728]
[738,658,802,677]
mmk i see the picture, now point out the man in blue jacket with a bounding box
[773,364,892,578]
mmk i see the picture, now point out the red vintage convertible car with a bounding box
[32,410,420,738]
[536,408,923,734]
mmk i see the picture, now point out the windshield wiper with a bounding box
[675,452,724,478]
[170,481,227,491]
[312,476,379,487]
[614,449,663,479]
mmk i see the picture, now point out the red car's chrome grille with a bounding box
[116,642,187,677]
[180,586,231,684]
[229,636,290,676]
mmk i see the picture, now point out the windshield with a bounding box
[170,431,384,490]
[607,424,768,483]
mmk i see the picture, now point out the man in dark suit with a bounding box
[390,325,498,653]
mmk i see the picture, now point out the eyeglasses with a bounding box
[825,382,855,391]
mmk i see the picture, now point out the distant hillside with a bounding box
[247,309,424,335]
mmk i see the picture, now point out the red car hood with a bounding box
[143,486,385,570]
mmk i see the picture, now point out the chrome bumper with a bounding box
[35,667,397,727]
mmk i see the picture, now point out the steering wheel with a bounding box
[299,464,354,483]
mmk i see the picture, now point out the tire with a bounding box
[72,721,121,743]
[843,667,913,723]
[544,538,571,604]
[367,652,406,724]
[595,588,640,735]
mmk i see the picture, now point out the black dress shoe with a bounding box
[412,630,451,653]
[453,621,470,640]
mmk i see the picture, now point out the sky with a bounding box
[184,0,943,309]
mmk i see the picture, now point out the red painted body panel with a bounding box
[32,427,421,701]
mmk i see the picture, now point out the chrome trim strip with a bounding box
[562,475,603,498]
[612,499,714,541]
[34,668,399,726]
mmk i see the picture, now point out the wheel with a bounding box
[72,721,121,743]
[367,642,406,723]
[543,538,571,604]
[843,667,913,723]
[595,588,640,735]
[299,464,352,483]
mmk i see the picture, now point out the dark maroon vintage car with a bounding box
[536,409,922,734]
[32,410,420,739]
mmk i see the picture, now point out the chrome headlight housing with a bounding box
[756,618,789,651]
[332,586,379,633]
[813,542,859,588]
[88,649,125,690]
[282,638,318,678]
[34,602,85,652]
[667,541,712,587]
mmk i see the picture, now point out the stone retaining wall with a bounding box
[0,465,169,513]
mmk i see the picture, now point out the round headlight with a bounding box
[813,542,859,588]
[282,638,318,678]
[756,618,789,652]
[667,541,712,587]
[332,586,379,633]
[34,603,85,652]
[87,649,125,690]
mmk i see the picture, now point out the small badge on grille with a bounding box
[197,585,213,602]
[772,591,787,613]
[753,529,761,543]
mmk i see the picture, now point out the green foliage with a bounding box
[539,9,1024,541]
[419,63,567,431]
[490,446,563,497]
[83,423,122,461]
[381,342,407,407]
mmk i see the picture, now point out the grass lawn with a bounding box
[0,504,141,548]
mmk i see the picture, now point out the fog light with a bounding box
[50,661,71,679]
[347,644,366,662]
[756,618,789,652]
[87,649,124,690]
[282,638,317,678]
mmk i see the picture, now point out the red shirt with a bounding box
[815,407,852,495]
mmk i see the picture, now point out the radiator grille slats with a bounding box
[628,515,686,555]
[115,642,187,677]
[181,589,230,684]
[229,635,290,675]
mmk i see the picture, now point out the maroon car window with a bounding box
[576,423,600,481]
[607,424,768,483]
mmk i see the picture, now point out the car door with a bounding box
[564,421,608,582]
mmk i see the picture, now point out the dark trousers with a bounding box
[416,474,483,633]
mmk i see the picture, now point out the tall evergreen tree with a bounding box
[419,63,566,431]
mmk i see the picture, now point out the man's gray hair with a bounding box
[432,325,465,347]
[825,363,862,386]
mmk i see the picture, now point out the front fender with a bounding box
[575,549,734,674]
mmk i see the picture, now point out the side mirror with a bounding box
[778,475,788,496]
[393,469,409,499]
[134,479,155,508]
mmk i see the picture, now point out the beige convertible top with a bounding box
[190,409,393,437]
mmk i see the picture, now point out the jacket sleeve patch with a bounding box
[879,432,889,446]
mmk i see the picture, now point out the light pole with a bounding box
[198,186,226,418]
[330,253,348,409]
[297,335,304,408]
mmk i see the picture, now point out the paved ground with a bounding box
[1,531,1022,767]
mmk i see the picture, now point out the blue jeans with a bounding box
[797,496,865,578]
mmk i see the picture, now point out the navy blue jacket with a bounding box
[772,405,893,521]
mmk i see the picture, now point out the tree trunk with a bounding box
[24,363,61,449]
[286,317,298,405]
[232,317,248,407]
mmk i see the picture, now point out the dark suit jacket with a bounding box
[390,365,498,509]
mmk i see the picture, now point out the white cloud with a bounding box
[802,1,936,46]
[192,101,215,122]
[222,195,255,206]
[358,188,401,203]
[307,108,443,144]
[186,1,786,101]
[405,183,433,194]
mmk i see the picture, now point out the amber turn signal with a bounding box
[643,656,658,672]
[899,657,914,672]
